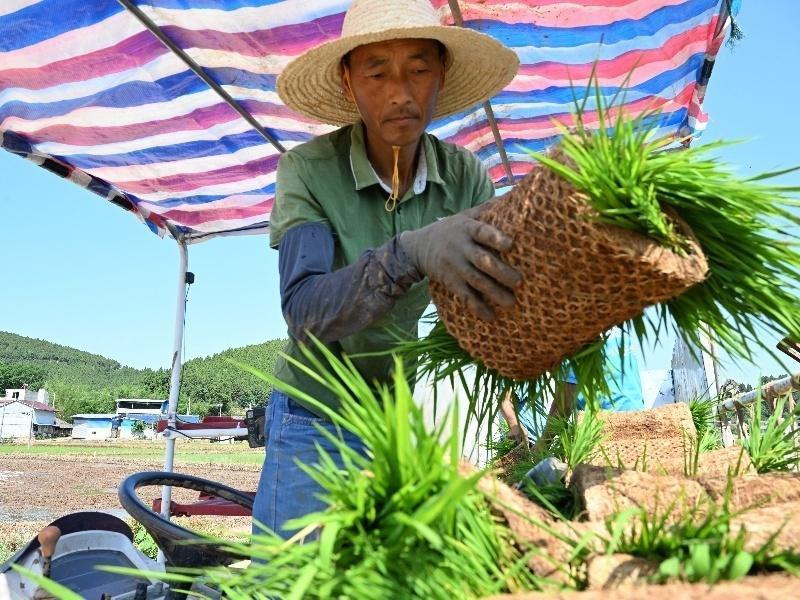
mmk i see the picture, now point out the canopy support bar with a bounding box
[116,0,286,154]
[447,0,515,186]
[157,240,189,564]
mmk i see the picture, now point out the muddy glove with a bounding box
[399,202,521,320]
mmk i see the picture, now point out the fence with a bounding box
[716,373,800,446]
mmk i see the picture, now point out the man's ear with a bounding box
[340,64,356,103]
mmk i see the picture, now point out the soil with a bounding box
[488,573,800,599]
[0,453,261,542]
[571,464,708,522]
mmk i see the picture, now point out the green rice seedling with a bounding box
[602,482,800,584]
[698,425,723,454]
[689,395,721,446]
[485,419,517,462]
[501,451,539,485]
[522,479,579,522]
[550,405,607,472]
[742,393,800,473]
[680,426,736,478]
[511,405,604,518]
[682,429,702,478]
[680,426,745,478]
[389,315,526,442]
[394,74,800,434]
[185,341,555,599]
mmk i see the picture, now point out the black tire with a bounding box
[118,471,254,568]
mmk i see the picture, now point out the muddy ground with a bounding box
[0,453,261,558]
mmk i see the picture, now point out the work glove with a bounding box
[399,201,521,320]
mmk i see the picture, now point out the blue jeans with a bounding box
[251,391,365,538]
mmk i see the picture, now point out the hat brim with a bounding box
[277,25,519,127]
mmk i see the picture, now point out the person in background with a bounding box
[500,330,645,452]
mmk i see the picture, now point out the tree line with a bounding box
[0,331,285,420]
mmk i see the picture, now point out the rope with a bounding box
[724,0,744,47]
[386,146,401,212]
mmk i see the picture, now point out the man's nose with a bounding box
[385,70,414,105]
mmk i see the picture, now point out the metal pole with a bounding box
[158,240,189,564]
[720,374,800,412]
[447,0,516,186]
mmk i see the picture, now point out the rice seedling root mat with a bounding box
[571,464,709,522]
[702,472,800,509]
[429,150,709,380]
[485,572,800,599]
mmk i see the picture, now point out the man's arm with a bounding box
[274,151,519,341]
[499,389,528,446]
[279,222,421,343]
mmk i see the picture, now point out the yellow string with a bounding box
[386,146,401,212]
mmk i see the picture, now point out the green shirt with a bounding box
[269,123,494,415]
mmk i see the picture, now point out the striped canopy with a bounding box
[0,0,738,243]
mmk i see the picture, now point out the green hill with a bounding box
[0,331,286,418]
[0,331,145,389]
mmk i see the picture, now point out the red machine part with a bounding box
[155,416,246,434]
[152,490,255,517]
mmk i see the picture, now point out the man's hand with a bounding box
[399,202,521,320]
[507,423,529,447]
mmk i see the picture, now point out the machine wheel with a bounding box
[118,471,254,568]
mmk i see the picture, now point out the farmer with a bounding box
[252,0,520,537]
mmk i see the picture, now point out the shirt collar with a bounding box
[349,122,444,195]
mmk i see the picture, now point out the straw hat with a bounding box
[277,0,519,126]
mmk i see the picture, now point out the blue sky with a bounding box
[1,3,799,387]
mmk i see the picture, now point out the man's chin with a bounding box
[378,125,426,148]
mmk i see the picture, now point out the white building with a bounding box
[115,398,167,416]
[0,388,56,439]
[71,414,116,439]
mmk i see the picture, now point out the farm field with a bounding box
[0,439,262,562]
[0,439,264,464]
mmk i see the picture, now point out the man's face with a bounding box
[342,38,445,147]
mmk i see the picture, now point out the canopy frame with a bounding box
[156,240,189,563]
[447,0,515,186]
[116,0,286,154]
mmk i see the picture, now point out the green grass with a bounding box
[688,395,724,453]
[0,441,264,465]
[742,394,800,473]
[602,482,800,585]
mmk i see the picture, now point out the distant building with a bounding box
[71,398,202,441]
[0,387,58,439]
[116,398,167,416]
[114,398,167,439]
[71,414,116,439]
[4,386,50,406]
[118,414,161,439]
